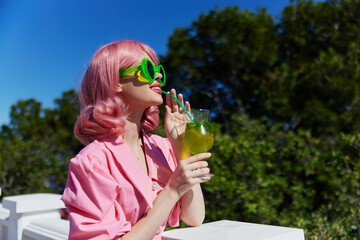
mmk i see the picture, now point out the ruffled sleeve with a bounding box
[61,153,131,240]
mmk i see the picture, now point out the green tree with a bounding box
[268,0,360,135]
[162,6,278,133]
[0,135,50,195]
[163,0,360,136]
[0,90,82,197]
[42,90,83,191]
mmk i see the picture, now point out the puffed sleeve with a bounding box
[61,153,131,240]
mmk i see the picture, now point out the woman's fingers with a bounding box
[191,167,211,178]
[182,158,208,171]
[165,89,189,119]
[181,152,211,164]
[185,101,191,122]
[169,153,213,197]
[166,92,171,108]
[185,101,191,113]
[177,93,185,114]
[170,89,179,112]
[178,153,212,178]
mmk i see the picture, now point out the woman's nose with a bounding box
[155,72,163,80]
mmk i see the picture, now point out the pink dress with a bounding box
[61,131,181,239]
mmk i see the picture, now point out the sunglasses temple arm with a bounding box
[160,90,194,122]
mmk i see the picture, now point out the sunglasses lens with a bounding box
[159,65,166,86]
[146,60,155,80]
[159,66,165,76]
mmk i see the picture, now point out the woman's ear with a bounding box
[117,83,123,93]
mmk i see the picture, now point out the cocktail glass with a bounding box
[183,109,214,177]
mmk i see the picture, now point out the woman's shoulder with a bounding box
[74,135,125,165]
[78,139,107,156]
[71,139,111,166]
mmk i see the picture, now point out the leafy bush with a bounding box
[201,115,359,239]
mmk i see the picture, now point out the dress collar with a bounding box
[102,130,173,207]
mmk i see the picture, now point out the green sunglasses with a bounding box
[119,58,166,87]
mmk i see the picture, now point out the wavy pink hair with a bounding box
[74,40,160,144]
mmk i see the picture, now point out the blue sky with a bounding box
[0,0,309,126]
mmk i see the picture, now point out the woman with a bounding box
[61,40,213,240]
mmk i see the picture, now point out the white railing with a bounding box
[162,220,305,240]
[0,193,68,240]
[0,193,305,240]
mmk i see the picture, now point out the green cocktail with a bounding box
[183,122,214,154]
[183,109,214,154]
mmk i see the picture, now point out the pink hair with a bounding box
[74,40,160,145]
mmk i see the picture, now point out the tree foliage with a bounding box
[0,90,83,196]
[201,116,360,239]
[163,6,278,132]
[162,0,360,136]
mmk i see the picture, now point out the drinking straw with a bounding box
[160,90,194,122]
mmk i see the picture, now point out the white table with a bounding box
[162,220,305,240]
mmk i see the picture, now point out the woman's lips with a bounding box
[150,83,162,94]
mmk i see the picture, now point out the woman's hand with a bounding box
[122,153,211,240]
[164,89,191,158]
[166,153,212,199]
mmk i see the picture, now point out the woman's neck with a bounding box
[122,109,144,147]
